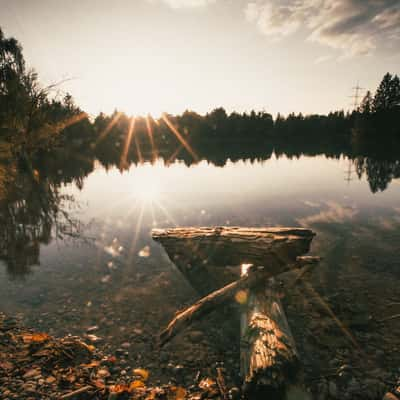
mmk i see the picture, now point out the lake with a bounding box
[0,152,399,385]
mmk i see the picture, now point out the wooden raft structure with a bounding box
[152,227,318,397]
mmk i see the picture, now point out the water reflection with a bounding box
[0,144,399,279]
[0,155,88,278]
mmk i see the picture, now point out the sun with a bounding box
[136,182,160,203]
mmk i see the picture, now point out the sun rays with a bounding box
[161,113,199,162]
[120,116,135,170]
[94,109,201,272]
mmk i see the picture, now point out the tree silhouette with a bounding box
[0,27,25,87]
[360,91,373,114]
[372,72,400,111]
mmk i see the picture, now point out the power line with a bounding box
[349,82,365,110]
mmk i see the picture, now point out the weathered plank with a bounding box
[152,226,315,273]
[241,277,299,397]
[158,257,320,347]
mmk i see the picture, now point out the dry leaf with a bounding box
[175,387,187,400]
[80,361,100,368]
[22,333,50,343]
[167,386,187,400]
[129,380,146,391]
[199,378,216,390]
[132,368,149,381]
[110,384,129,393]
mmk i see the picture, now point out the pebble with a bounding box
[328,381,338,398]
[188,330,204,343]
[23,368,41,379]
[97,368,111,378]
[228,387,240,400]
[45,376,56,384]
[383,394,399,400]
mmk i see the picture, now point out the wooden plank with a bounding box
[158,257,320,347]
[241,277,300,397]
[152,226,315,273]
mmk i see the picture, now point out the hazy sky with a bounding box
[1,0,399,117]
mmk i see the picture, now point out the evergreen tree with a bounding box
[373,72,399,111]
[360,90,373,114]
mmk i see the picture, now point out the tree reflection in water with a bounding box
[0,154,92,278]
[0,143,399,279]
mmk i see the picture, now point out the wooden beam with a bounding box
[158,257,320,347]
[240,277,300,397]
[152,227,315,270]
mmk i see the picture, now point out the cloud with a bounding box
[314,55,333,64]
[298,201,358,226]
[245,0,400,55]
[150,0,216,8]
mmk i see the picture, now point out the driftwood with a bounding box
[152,226,316,295]
[153,226,318,396]
[241,277,300,397]
[158,256,319,346]
[152,227,315,269]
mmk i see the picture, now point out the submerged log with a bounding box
[158,256,319,347]
[241,277,300,397]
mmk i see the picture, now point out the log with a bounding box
[152,227,315,295]
[152,227,315,269]
[158,256,319,347]
[240,277,300,397]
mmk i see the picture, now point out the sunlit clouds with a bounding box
[245,0,400,56]
[148,0,217,8]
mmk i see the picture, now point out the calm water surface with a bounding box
[0,154,399,378]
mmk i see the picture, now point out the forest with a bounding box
[1,27,400,168]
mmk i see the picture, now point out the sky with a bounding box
[1,0,399,117]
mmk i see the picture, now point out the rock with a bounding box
[347,378,360,394]
[97,368,111,378]
[383,394,399,400]
[228,387,241,400]
[159,352,169,363]
[86,325,99,332]
[188,330,204,343]
[23,368,41,379]
[364,378,385,399]
[328,381,338,398]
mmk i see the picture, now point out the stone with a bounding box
[383,394,399,400]
[45,376,56,384]
[328,381,338,398]
[23,369,41,379]
[188,330,204,343]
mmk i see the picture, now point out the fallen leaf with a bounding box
[80,361,100,368]
[129,380,146,391]
[22,333,50,343]
[174,387,187,400]
[106,355,117,363]
[45,376,56,384]
[97,368,110,378]
[199,378,216,390]
[167,386,187,400]
[93,379,105,389]
[110,384,129,394]
[133,368,149,381]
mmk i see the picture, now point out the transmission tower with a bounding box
[344,159,354,185]
[349,82,365,110]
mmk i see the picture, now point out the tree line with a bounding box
[1,27,399,165]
